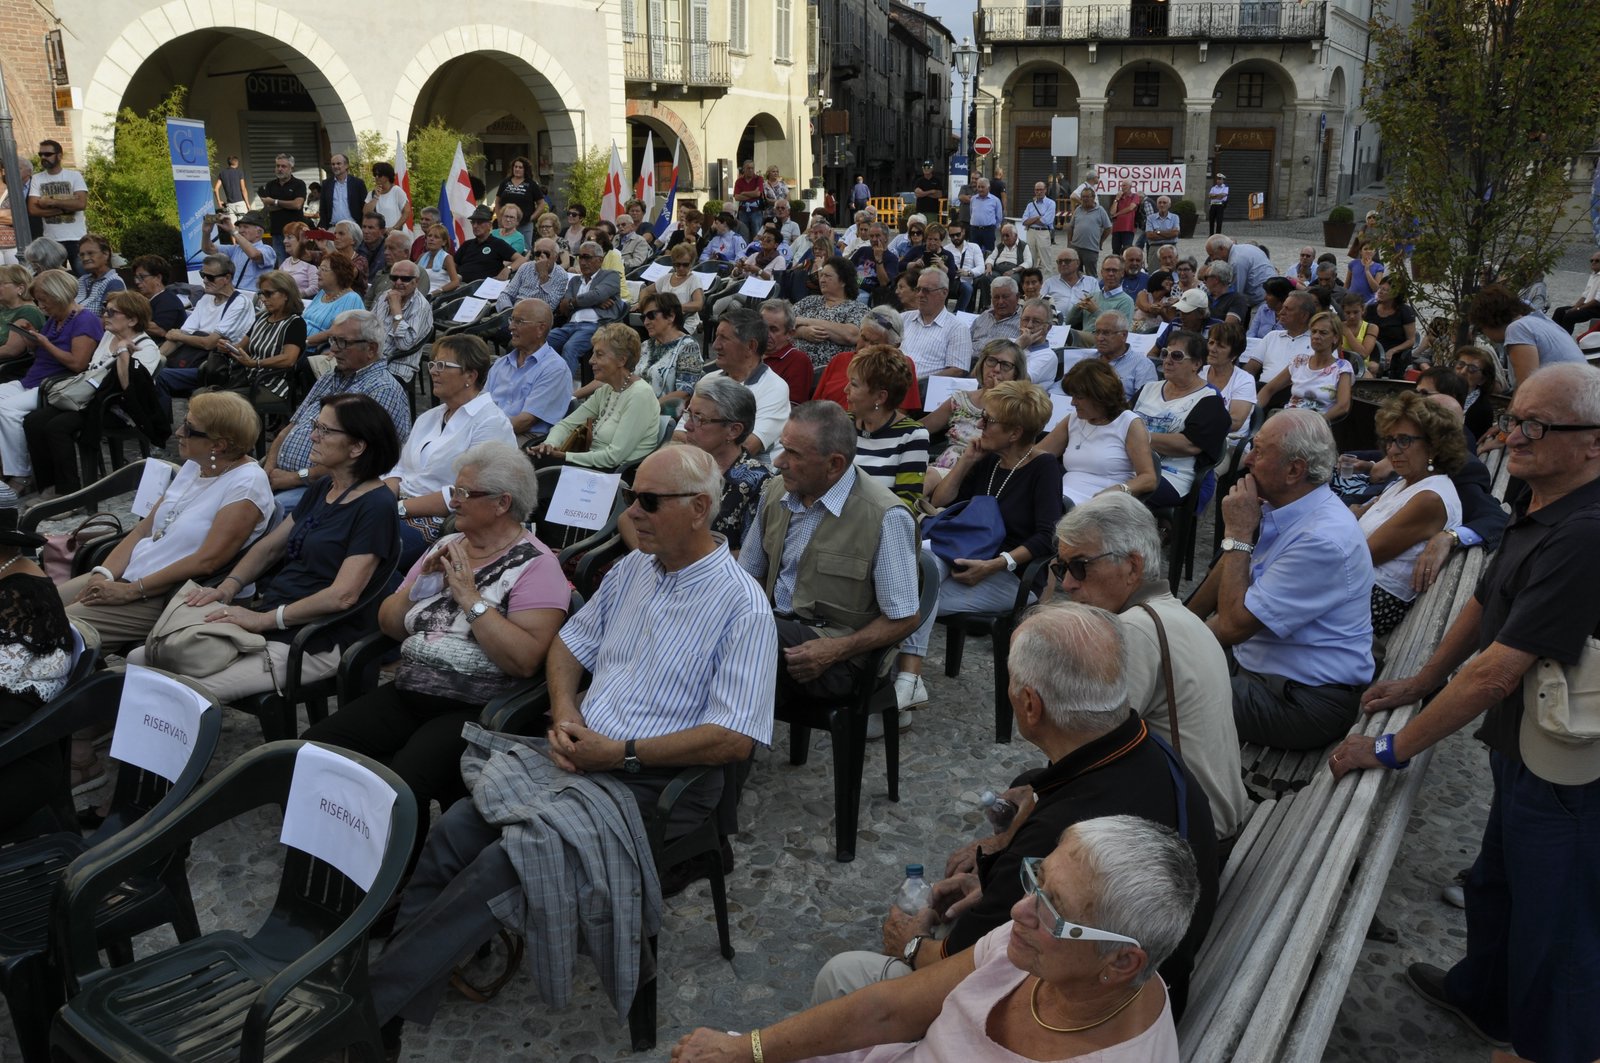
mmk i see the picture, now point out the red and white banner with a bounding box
[601,141,626,224]
[1094,163,1186,196]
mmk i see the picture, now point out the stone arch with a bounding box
[1105,58,1190,107]
[84,2,374,153]
[1327,66,1348,110]
[390,28,586,176]
[999,60,1083,106]
[626,104,702,194]
[736,112,788,173]
[1200,57,1300,109]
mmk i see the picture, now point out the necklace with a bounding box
[0,555,21,579]
[1029,978,1144,1034]
[1073,420,1106,451]
[987,446,1037,497]
[464,528,524,561]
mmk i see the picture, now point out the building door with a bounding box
[1012,124,1063,207]
[1112,127,1172,167]
[1215,127,1275,221]
[242,118,322,193]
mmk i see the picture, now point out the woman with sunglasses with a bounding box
[673,816,1200,1063]
[631,292,702,413]
[385,335,516,569]
[922,339,1023,494]
[195,269,305,404]
[0,268,101,494]
[1352,391,1464,637]
[303,440,568,851]
[24,290,161,498]
[639,243,706,335]
[72,233,125,315]
[126,392,400,702]
[61,391,270,644]
[530,323,658,470]
[1041,359,1157,507]
[1255,310,1354,423]
[1133,330,1230,509]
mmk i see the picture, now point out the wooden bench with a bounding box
[1177,447,1511,1060]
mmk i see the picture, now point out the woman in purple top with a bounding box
[0,268,102,491]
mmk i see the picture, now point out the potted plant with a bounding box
[1324,205,1355,250]
[1173,198,1199,238]
[703,198,725,219]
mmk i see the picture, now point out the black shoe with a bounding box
[380,1017,403,1063]
[1405,962,1510,1048]
[658,839,735,898]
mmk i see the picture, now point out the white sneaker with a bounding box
[895,672,929,711]
[865,710,910,741]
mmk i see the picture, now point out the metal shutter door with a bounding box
[1013,147,1058,206]
[243,119,323,194]
[1113,147,1169,166]
[1217,148,1271,220]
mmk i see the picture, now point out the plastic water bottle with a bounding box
[980,790,1018,833]
[894,864,932,915]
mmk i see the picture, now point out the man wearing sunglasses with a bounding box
[550,239,624,377]
[375,258,434,385]
[26,139,87,272]
[494,237,570,315]
[811,602,1217,1018]
[153,252,253,414]
[1331,364,1600,1062]
[369,445,777,1052]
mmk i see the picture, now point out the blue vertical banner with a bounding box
[165,118,212,283]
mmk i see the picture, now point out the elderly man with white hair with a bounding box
[1051,493,1249,840]
[1205,233,1276,310]
[900,269,972,379]
[969,275,1021,350]
[808,600,1218,1020]
[1188,408,1374,750]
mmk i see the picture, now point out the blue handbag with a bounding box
[921,495,1007,566]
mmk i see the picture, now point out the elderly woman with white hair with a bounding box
[302,439,570,825]
[674,815,1201,1063]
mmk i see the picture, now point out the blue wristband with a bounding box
[1373,734,1410,770]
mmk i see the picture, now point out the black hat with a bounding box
[0,507,45,552]
[469,205,494,223]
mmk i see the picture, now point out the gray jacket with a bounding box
[561,268,627,324]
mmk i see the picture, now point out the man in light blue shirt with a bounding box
[486,299,572,443]
[966,178,1004,256]
[700,213,746,263]
[1207,234,1277,310]
[1188,409,1374,750]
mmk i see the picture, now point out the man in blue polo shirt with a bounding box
[1188,408,1374,750]
[966,178,1004,257]
[485,299,570,445]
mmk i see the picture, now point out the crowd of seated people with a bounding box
[13,193,1600,1063]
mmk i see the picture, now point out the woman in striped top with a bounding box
[845,344,928,510]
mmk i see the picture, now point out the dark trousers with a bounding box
[154,367,202,418]
[22,403,86,495]
[1553,303,1599,333]
[1207,205,1226,236]
[1229,666,1360,750]
[1112,231,1135,254]
[967,225,997,256]
[775,617,863,706]
[60,240,80,276]
[1445,751,1600,1062]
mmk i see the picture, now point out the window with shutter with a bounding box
[777,0,793,60]
[692,0,711,80]
[622,0,637,41]
[731,0,748,53]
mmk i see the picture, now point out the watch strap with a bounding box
[1374,734,1410,770]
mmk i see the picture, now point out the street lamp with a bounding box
[954,35,977,169]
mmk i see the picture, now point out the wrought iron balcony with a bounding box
[623,36,731,87]
[977,1,1327,44]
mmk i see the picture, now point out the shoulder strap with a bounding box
[1135,602,1181,757]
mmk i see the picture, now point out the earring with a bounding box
[208,451,218,471]
[1427,459,1434,473]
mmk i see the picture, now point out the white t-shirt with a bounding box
[33,167,87,242]
[1061,409,1139,506]
[182,291,254,343]
[124,461,275,583]
[690,365,789,459]
[1212,364,1257,440]
[83,333,161,380]
[1358,473,1462,602]
[1253,328,1312,382]
[658,271,708,333]
[387,392,517,499]
[367,186,410,229]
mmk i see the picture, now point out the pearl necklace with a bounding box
[0,555,21,579]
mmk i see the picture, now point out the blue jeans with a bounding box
[549,321,599,376]
[1445,750,1600,1062]
[902,551,1024,658]
[155,367,202,417]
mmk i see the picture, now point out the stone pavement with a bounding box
[8,491,1496,1062]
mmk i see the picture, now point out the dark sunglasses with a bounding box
[1050,552,1115,584]
[642,310,669,321]
[200,271,228,281]
[176,420,210,439]
[391,274,417,283]
[621,487,699,512]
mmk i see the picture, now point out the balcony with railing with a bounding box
[977,1,1327,44]
[623,36,731,87]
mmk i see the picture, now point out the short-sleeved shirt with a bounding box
[1503,310,1585,388]
[23,308,103,389]
[124,460,274,583]
[262,176,308,237]
[486,343,571,434]
[454,237,518,284]
[259,480,400,652]
[1235,486,1375,687]
[494,178,545,223]
[1473,475,1600,759]
[219,240,277,292]
[218,166,248,203]
[900,309,973,377]
[0,304,45,348]
[32,168,87,242]
[1134,381,1230,495]
[275,361,412,475]
[1069,205,1111,251]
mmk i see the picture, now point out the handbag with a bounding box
[1519,637,1600,786]
[556,417,595,456]
[41,513,123,582]
[143,578,268,678]
[921,496,1006,566]
[46,361,114,412]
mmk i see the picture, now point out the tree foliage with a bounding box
[1365,0,1600,333]
[561,147,611,223]
[350,129,390,186]
[82,87,214,251]
[404,120,484,215]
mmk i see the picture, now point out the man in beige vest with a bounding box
[738,402,920,707]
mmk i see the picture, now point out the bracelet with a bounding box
[275,605,288,631]
[1116,483,1130,493]
[135,579,147,599]
[90,565,114,581]
[221,575,242,590]
[750,1029,764,1063]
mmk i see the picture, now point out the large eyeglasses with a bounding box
[1495,414,1600,441]
[1049,552,1115,585]
[1380,433,1422,452]
[1019,857,1142,946]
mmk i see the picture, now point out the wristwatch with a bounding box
[623,739,642,774]
[296,467,309,481]
[1000,551,1018,573]
[902,934,928,968]
[397,499,409,519]
[1220,537,1254,555]
[466,600,491,623]
[1373,734,1410,770]
[1443,528,1462,548]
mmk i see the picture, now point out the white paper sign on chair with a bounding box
[109,665,212,784]
[280,744,397,891]
[546,467,623,531]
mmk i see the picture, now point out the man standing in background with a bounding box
[213,156,249,220]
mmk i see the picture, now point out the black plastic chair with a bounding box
[49,740,416,1063]
[937,555,1050,745]
[1148,454,1219,595]
[0,669,221,1063]
[20,460,166,557]
[573,533,627,602]
[387,327,435,416]
[532,465,627,569]
[233,550,401,742]
[0,625,99,845]
[779,551,940,862]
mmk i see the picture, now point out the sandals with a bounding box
[449,930,525,1003]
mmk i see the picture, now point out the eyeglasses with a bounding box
[977,414,1011,430]
[391,274,417,283]
[1496,414,1600,441]
[682,410,732,428]
[200,272,228,281]
[450,485,502,503]
[534,251,553,258]
[1019,857,1142,947]
[326,337,371,351]
[175,421,210,439]
[642,310,672,321]
[509,317,538,326]
[1161,350,1191,361]
[577,253,600,260]
[982,358,1019,373]
[428,360,464,373]
[309,422,349,437]
[1380,433,1422,451]
[1049,552,1115,585]
[1456,363,1483,376]
[621,487,699,512]
[568,211,582,217]
[37,151,57,159]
